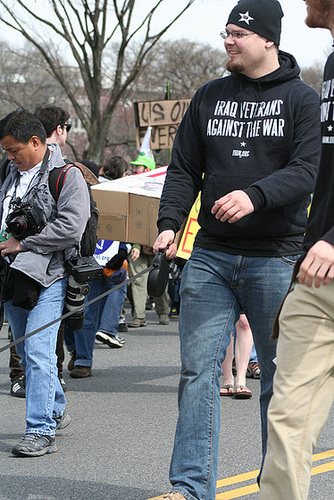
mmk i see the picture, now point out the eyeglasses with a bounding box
[61,123,72,132]
[220,30,254,40]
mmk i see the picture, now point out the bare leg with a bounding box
[220,332,234,394]
[234,314,253,397]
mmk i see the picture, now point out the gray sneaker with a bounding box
[246,362,261,379]
[128,318,147,328]
[159,314,170,325]
[54,410,72,430]
[12,433,57,457]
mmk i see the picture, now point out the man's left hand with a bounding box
[0,236,22,256]
[299,240,334,288]
[211,190,254,223]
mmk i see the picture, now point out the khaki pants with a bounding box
[260,279,334,500]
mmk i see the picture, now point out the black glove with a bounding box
[105,248,127,270]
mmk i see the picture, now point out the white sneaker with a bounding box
[95,331,125,348]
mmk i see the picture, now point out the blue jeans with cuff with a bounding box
[5,277,67,436]
[169,247,299,500]
[64,278,126,367]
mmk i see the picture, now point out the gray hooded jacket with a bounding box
[0,144,90,287]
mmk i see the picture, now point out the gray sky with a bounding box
[0,0,331,69]
[166,0,332,68]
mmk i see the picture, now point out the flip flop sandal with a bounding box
[233,385,252,399]
[220,384,235,397]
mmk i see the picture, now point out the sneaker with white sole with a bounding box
[128,318,147,328]
[54,410,72,430]
[95,331,125,348]
[10,375,26,398]
[12,433,57,457]
[159,314,170,325]
[246,361,261,379]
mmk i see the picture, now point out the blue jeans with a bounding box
[64,278,126,367]
[170,248,299,500]
[249,342,258,363]
[5,278,67,436]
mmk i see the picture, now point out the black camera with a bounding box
[65,256,104,283]
[64,257,103,330]
[64,275,90,330]
[5,198,45,240]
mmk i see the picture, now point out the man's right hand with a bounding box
[0,236,22,256]
[299,240,334,288]
[153,230,177,259]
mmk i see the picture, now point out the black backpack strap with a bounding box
[49,163,83,201]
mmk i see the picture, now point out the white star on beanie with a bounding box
[239,11,254,25]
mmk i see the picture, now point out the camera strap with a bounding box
[7,148,50,211]
[0,260,159,354]
[20,148,51,201]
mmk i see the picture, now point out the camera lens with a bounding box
[8,216,28,238]
[64,276,90,330]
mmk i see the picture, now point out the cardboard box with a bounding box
[97,214,128,242]
[129,195,160,246]
[94,190,129,242]
[91,168,167,246]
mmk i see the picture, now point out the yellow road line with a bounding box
[311,460,334,476]
[312,449,334,461]
[146,450,334,500]
[216,483,259,499]
[215,452,334,500]
[216,470,259,488]
[216,449,334,489]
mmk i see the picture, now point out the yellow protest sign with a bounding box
[176,194,201,260]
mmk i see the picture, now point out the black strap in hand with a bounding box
[147,247,171,298]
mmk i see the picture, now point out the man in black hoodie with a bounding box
[260,1,334,499]
[151,1,321,499]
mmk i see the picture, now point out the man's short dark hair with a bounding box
[0,108,47,144]
[102,156,129,180]
[34,105,70,138]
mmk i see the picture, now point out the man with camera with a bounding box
[7,105,73,399]
[0,109,89,457]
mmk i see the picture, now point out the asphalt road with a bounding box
[0,302,333,500]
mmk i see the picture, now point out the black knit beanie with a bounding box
[226,0,284,46]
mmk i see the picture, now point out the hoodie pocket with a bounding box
[201,174,290,239]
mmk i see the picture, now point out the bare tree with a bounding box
[301,62,324,95]
[0,0,196,163]
[0,41,68,114]
[135,39,228,100]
